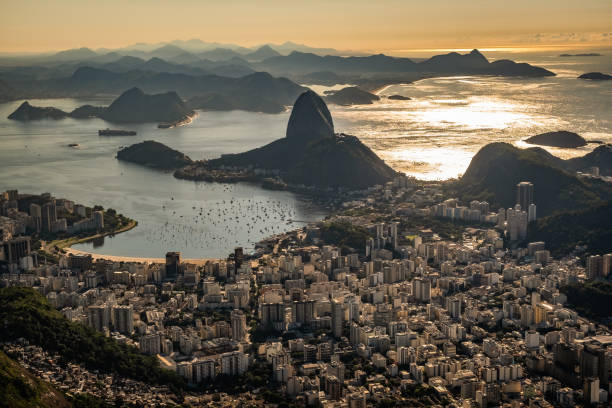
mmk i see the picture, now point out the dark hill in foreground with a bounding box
[117,140,193,169]
[208,90,397,189]
[565,144,612,176]
[0,350,71,408]
[0,287,184,390]
[456,143,610,216]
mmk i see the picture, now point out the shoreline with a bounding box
[63,247,214,265]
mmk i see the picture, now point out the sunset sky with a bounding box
[1,0,611,54]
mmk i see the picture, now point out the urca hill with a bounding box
[203,90,398,189]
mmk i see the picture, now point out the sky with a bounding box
[1,0,611,54]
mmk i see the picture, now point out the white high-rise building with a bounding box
[231,309,247,341]
[112,304,134,334]
[331,299,344,338]
[87,304,110,332]
[413,278,431,302]
[528,203,537,222]
[221,351,249,376]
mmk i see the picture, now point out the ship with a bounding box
[98,128,137,136]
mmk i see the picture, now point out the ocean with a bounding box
[0,49,610,257]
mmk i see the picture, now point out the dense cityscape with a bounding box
[2,1,612,407]
[1,174,610,407]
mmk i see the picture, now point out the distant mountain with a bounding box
[267,41,350,56]
[16,67,305,108]
[0,79,17,102]
[198,47,243,61]
[188,93,285,114]
[51,47,98,61]
[324,86,380,106]
[148,44,192,60]
[456,142,610,216]
[524,131,587,148]
[117,140,192,169]
[101,87,193,123]
[244,45,281,61]
[578,72,612,80]
[256,49,554,78]
[207,90,397,189]
[8,101,68,120]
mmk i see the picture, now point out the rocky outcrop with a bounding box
[285,90,335,143]
[324,87,380,106]
[8,101,68,120]
[117,140,192,170]
[524,131,587,148]
[578,72,612,80]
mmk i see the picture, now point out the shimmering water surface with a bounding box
[0,51,611,257]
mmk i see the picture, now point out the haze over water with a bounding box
[0,51,610,257]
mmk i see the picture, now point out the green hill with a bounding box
[0,287,185,391]
[0,350,71,408]
[456,142,607,216]
[529,201,612,256]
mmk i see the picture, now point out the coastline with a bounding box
[63,247,214,265]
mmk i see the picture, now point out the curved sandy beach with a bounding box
[64,247,214,266]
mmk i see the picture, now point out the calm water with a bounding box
[0,50,611,257]
[0,102,326,258]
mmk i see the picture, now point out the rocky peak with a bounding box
[286,90,334,143]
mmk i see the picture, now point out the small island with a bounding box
[99,129,137,136]
[8,101,69,121]
[116,140,193,170]
[387,94,411,100]
[524,131,587,148]
[7,87,196,127]
[324,86,380,106]
[578,72,612,80]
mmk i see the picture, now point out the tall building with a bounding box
[221,351,249,376]
[587,255,604,280]
[93,210,104,230]
[231,309,247,341]
[165,251,181,277]
[413,277,431,302]
[139,333,161,355]
[29,203,41,232]
[602,253,612,278]
[41,200,57,233]
[87,305,110,332]
[331,299,344,338]
[516,181,534,212]
[528,203,537,223]
[112,304,134,334]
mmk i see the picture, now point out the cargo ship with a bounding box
[98,128,137,136]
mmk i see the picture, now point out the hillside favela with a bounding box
[1,1,612,407]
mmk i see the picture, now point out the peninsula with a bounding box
[175,90,398,190]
